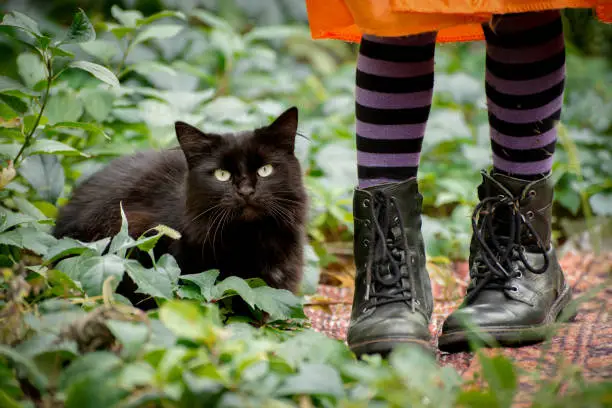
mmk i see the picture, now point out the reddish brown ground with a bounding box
[305,251,612,404]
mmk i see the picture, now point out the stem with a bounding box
[14,55,53,164]
[115,36,134,78]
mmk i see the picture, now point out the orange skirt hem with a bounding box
[305,1,612,43]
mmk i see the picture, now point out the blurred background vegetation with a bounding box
[0,3,610,406]
[1,0,611,287]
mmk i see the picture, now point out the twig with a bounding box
[14,55,53,164]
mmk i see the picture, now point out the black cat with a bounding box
[53,107,308,305]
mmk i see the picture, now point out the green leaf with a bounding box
[244,25,305,43]
[177,284,205,301]
[69,61,120,88]
[56,254,125,296]
[0,144,21,160]
[44,236,110,263]
[589,192,612,216]
[156,254,181,284]
[0,94,28,114]
[180,270,220,301]
[45,91,84,124]
[1,11,42,37]
[556,188,582,215]
[49,121,109,140]
[106,320,149,359]
[111,6,144,28]
[0,345,48,391]
[61,9,96,44]
[125,259,175,299]
[125,61,178,78]
[478,353,517,408]
[252,286,305,321]
[12,197,47,220]
[190,9,234,32]
[456,390,499,407]
[276,330,352,369]
[0,75,39,97]
[300,243,320,295]
[80,88,114,122]
[0,209,37,233]
[50,46,75,58]
[59,351,122,390]
[159,301,219,342]
[132,24,184,46]
[65,372,127,408]
[80,40,120,62]
[16,53,46,89]
[131,225,181,253]
[19,154,65,203]
[61,352,127,408]
[137,11,187,26]
[118,361,155,390]
[0,227,57,255]
[213,276,256,307]
[276,363,344,398]
[25,139,85,157]
[0,390,21,408]
[108,204,133,256]
[15,333,78,359]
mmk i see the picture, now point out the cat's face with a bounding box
[176,107,306,224]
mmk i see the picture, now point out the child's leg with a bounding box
[484,11,565,180]
[356,33,437,188]
[439,11,570,352]
[348,33,437,357]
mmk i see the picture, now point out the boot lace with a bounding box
[466,185,550,304]
[364,191,416,311]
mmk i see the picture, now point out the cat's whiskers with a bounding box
[212,208,233,260]
[202,206,224,247]
[271,197,301,206]
[268,201,293,224]
[191,203,223,223]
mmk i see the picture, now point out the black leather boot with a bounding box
[438,171,574,352]
[348,178,433,357]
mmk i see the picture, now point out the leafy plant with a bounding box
[0,7,610,407]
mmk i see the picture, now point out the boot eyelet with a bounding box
[393,216,399,223]
[510,286,519,292]
[515,271,523,279]
[528,190,537,198]
[362,239,370,248]
[362,199,370,208]
[414,299,420,306]
[363,219,371,228]
[526,211,535,219]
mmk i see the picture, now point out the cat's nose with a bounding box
[238,185,255,198]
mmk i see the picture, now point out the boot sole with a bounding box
[350,337,433,358]
[438,283,575,353]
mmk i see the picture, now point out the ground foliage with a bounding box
[0,4,610,408]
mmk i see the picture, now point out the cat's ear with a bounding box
[260,107,298,153]
[175,121,221,168]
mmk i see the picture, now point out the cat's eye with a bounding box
[257,164,273,178]
[214,169,231,182]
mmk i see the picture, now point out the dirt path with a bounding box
[305,251,612,402]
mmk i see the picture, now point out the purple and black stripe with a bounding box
[355,32,437,188]
[483,11,565,179]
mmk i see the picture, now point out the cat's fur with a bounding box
[53,107,307,304]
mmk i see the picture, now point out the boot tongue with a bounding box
[479,171,543,250]
[478,172,528,247]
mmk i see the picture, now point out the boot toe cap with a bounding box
[442,303,522,335]
[348,308,431,356]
